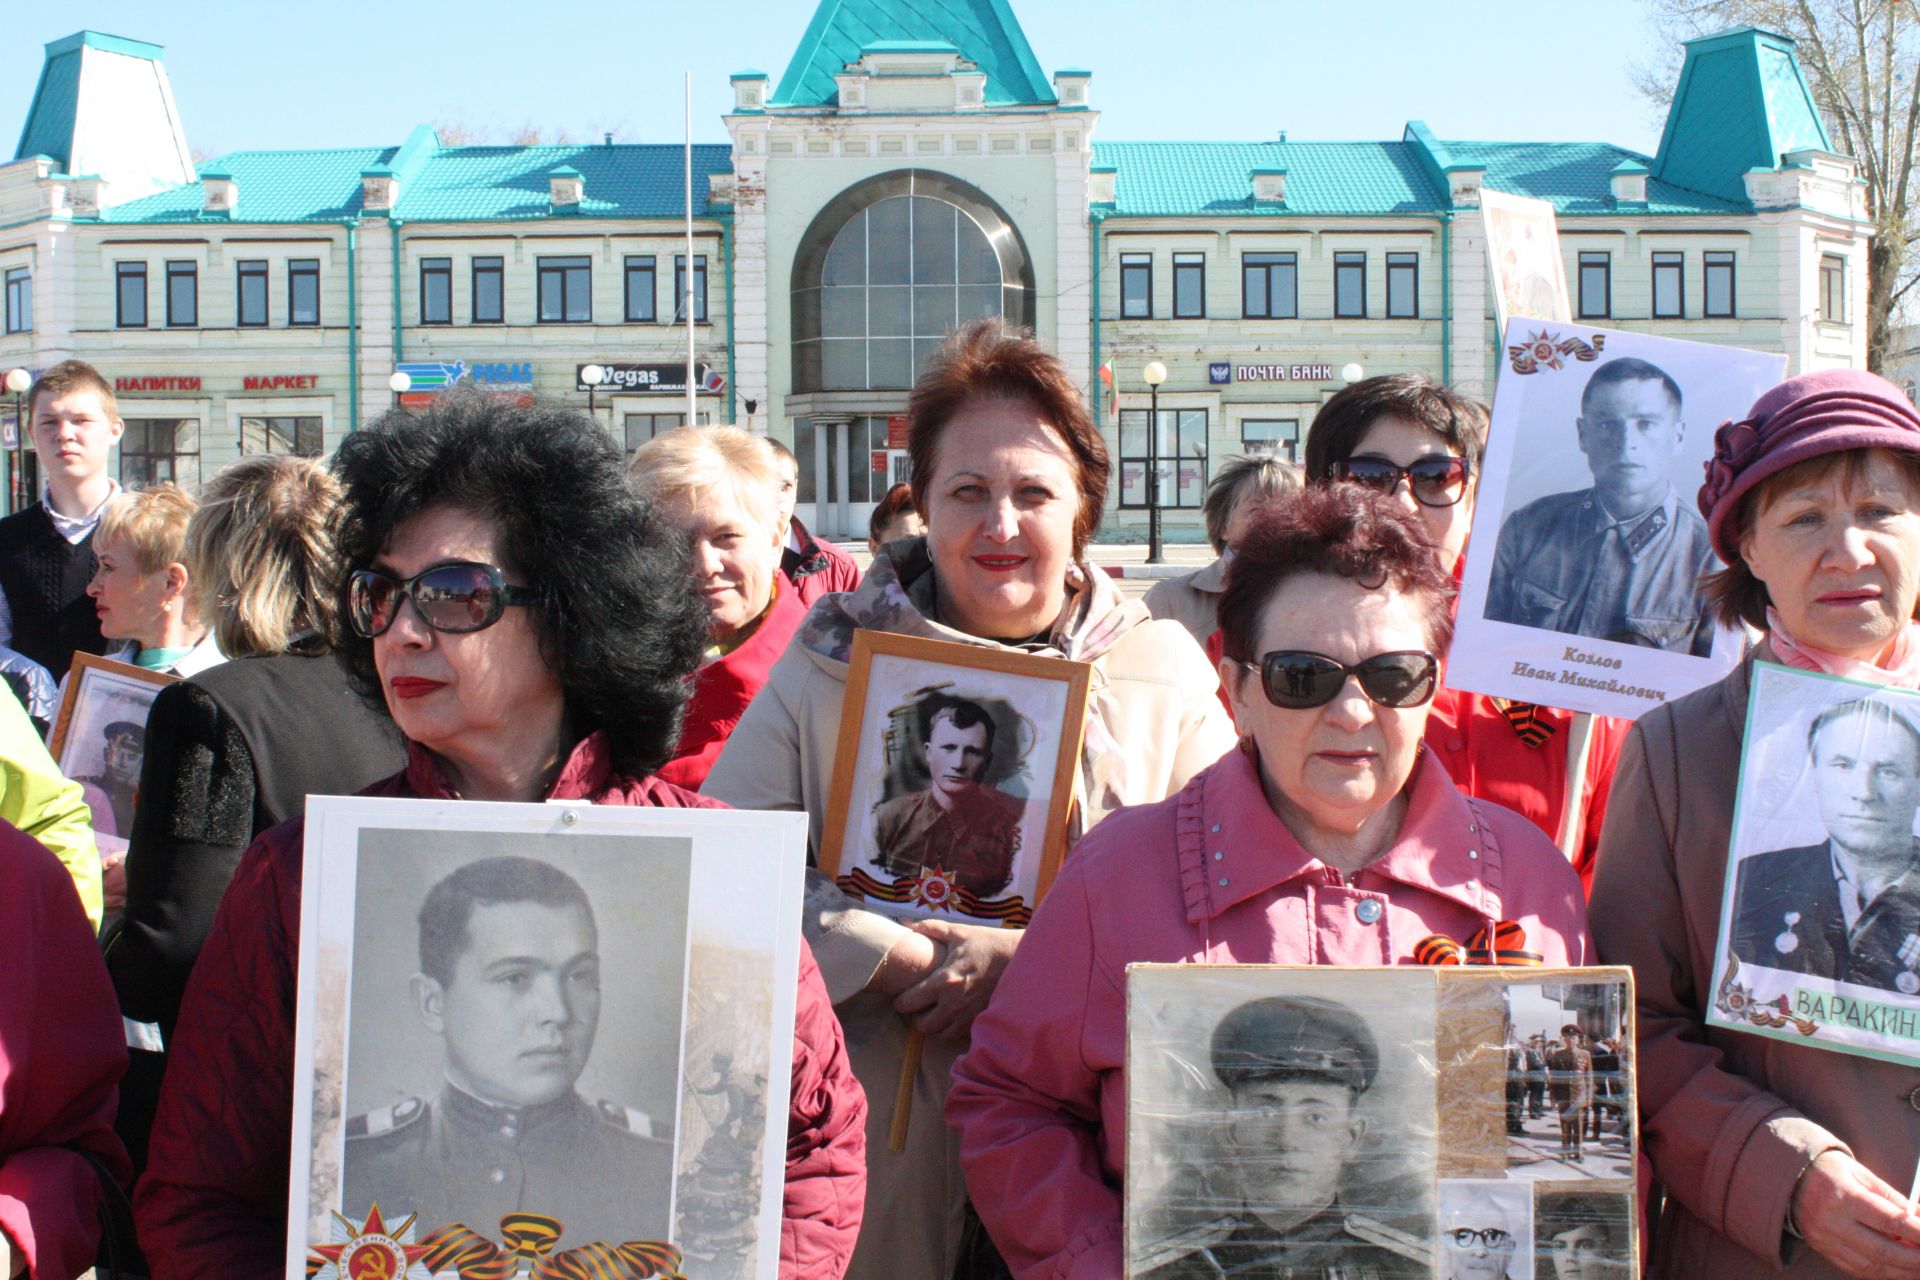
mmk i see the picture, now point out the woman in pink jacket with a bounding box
[946,483,1592,1280]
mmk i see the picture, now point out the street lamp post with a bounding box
[580,363,607,420]
[1142,360,1168,564]
[3,368,29,516]
[388,370,412,410]
[1341,362,1366,386]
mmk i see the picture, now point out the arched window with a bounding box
[793,171,1033,392]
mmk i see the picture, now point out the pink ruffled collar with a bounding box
[1765,608,1920,688]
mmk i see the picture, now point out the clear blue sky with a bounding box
[4,1,1677,159]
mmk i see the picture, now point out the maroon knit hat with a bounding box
[1699,368,1920,562]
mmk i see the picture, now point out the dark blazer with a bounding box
[1729,841,1920,994]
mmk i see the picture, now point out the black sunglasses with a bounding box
[1448,1227,1514,1249]
[1332,455,1472,508]
[1239,650,1439,710]
[348,562,537,638]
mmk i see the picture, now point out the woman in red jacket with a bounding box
[135,391,867,1280]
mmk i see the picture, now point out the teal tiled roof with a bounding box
[771,0,1054,107]
[14,45,82,169]
[1654,26,1833,204]
[1452,142,1746,213]
[98,142,734,224]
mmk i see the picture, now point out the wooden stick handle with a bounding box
[889,1027,924,1153]
[1555,711,1597,858]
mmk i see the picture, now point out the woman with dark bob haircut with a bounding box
[138,391,871,1280]
[950,483,1590,1279]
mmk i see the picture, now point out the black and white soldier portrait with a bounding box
[868,691,1028,897]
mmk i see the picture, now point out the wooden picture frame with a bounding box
[817,630,1092,928]
[48,651,180,853]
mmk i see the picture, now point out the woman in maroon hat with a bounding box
[1590,369,1920,1278]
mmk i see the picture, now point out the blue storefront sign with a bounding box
[395,360,533,391]
[1208,362,1232,385]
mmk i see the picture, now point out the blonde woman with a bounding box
[630,424,805,790]
[103,456,405,1187]
[88,483,223,676]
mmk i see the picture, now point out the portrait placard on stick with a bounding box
[818,630,1091,928]
[48,651,179,856]
[1709,663,1920,1067]
[1449,321,1785,719]
[1480,188,1571,332]
[287,796,808,1280]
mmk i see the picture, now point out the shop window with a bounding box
[624,256,656,323]
[239,415,324,457]
[1333,253,1366,318]
[1820,255,1846,323]
[1242,252,1296,319]
[4,268,28,334]
[1704,251,1736,318]
[622,412,687,450]
[1172,252,1205,319]
[1119,407,1207,509]
[471,257,503,324]
[1386,252,1419,318]
[1241,418,1300,462]
[538,256,592,323]
[116,262,148,328]
[236,260,268,328]
[1652,252,1684,318]
[420,258,452,325]
[1120,253,1152,318]
[288,259,320,326]
[119,417,200,489]
[1578,252,1612,319]
[165,262,197,328]
[672,255,708,324]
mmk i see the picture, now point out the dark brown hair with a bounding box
[27,358,117,422]
[1217,482,1455,663]
[906,319,1109,556]
[868,482,919,546]
[1304,373,1488,481]
[1704,447,1920,630]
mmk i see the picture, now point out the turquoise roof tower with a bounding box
[770,0,1055,107]
[13,31,194,205]
[1653,25,1833,204]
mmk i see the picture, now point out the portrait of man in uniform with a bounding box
[1484,357,1716,655]
[1137,996,1428,1279]
[74,718,142,837]
[1730,696,1920,994]
[1533,1190,1631,1280]
[869,692,1026,897]
[340,855,674,1242]
[1543,1026,1594,1163]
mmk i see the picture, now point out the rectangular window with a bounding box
[1703,251,1736,318]
[1652,252,1684,318]
[538,256,592,323]
[624,256,657,323]
[1118,407,1208,509]
[1386,252,1419,318]
[1241,418,1300,462]
[622,413,687,451]
[420,257,452,325]
[1242,252,1298,319]
[1578,252,1612,319]
[1172,252,1206,319]
[1333,252,1366,318]
[471,256,504,324]
[287,258,320,326]
[118,417,201,490]
[236,260,268,327]
[1821,254,1847,323]
[3,268,27,334]
[239,415,324,457]
[1119,253,1152,319]
[672,254,708,324]
[164,261,197,327]
[116,262,148,328]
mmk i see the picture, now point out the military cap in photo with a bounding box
[103,721,144,745]
[1209,995,1380,1094]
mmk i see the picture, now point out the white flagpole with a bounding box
[685,71,697,430]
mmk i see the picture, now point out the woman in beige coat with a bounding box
[1590,369,1920,1278]
[704,320,1235,1280]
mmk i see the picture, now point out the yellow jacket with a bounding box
[0,685,102,924]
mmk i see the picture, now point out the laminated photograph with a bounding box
[818,630,1090,927]
[1125,965,1438,1279]
[47,651,179,856]
[1437,1179,1532,1280]
[1480,189,1570,331]
[1533,1188,1633,1279]
[1708,663,1920,1066]
[1449,321,1786,718]
[287,795,809,1280]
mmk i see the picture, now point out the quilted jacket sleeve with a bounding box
[134,823,300,1280]
[780,941,867,1279]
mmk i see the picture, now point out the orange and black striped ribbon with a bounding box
[419,1217,684,1280]
[1494,699,1555,749]
[1413,920,1544,967]
[835,867,1033,926]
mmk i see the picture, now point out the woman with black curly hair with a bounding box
[137,391,869,1279]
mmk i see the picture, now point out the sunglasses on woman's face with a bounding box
[1239,650,1439,710]
[348,562,536,638]
[1332,455,1472,508]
